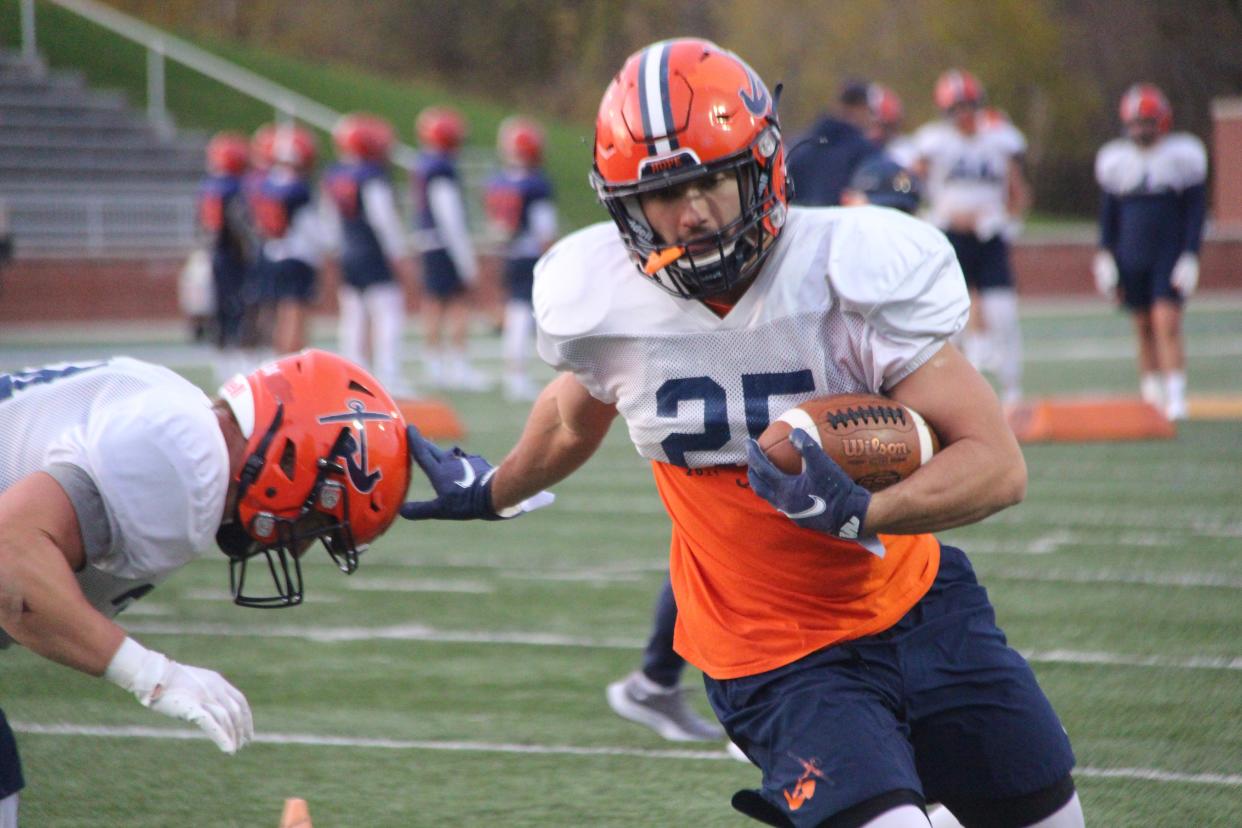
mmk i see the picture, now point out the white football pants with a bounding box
[338,281,408,394]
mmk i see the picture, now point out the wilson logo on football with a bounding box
[842,437,912,459]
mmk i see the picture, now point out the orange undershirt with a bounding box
[652,461,940,679]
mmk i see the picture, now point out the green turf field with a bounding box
[2,298,1240,826]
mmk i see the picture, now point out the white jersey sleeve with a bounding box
[361,178,411,260]
[828,207,970,389]
[44,386,227,580]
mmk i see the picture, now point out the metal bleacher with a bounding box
[0,48,204,256]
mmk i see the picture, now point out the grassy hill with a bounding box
[0,0,603,229]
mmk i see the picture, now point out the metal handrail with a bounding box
[41,0,420,170]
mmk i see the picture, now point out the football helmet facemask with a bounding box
[217,349,410,608]
[590,38,789,300]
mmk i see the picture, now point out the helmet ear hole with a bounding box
[279,438,297,480]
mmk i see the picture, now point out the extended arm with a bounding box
[864,343,1026,533]
[402,372,617,520]
[0,471,252,753]
[0,471,123,673]
[491,373,618,510]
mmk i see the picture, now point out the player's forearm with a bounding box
[863,434,1026,534]
[0,536,125,675]
[491,376,614,509]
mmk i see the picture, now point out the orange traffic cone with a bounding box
[278,797,312,828]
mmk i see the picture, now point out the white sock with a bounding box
[1140,372,1163,407]
[1164,371,1187,420]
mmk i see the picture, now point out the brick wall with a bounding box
[1,240,1237,324]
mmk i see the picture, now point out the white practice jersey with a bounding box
[0,358,229,635]
[884,134,920,171]
[535,206,969,468]
[1095,132,1207,196]
[913,114,1026,236]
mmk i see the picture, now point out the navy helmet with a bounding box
[847,156,922,214]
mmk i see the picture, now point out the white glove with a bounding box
[1092,250,1119,296]
[1171,252,1199,297]
[974,212,1008,242]
[105,637,253,754]
[1002,218,1025,243]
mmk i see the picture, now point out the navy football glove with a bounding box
[401,425,553,521]
[746,428,872,541]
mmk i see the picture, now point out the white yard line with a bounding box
[119,620,1242,671]
[11,722,1240,787]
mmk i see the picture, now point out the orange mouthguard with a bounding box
[644,246,685,275]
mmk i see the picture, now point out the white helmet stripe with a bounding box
[641,42,673,156]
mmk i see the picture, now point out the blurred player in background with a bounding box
[609,154,927,749]
[606,577,725,743]
[913,70,1030,405]
[0,350,411,826]
[1093,84,1207,420]
[198,131,258,381]
[483,116,559,401]
[841,155,924,214]
[867,84,918,170]
[412,106,488,391]
[401,39,1082,828]
[252,123,323,356]
[787,80,880,207]
[323,113,417,397]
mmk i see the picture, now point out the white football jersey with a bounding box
[535,206,969,468]
[913,115,1026,235]
[0,358,228,633]
[884,134,920,171]
[1095,132,1207,196]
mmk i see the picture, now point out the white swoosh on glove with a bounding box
[780,495,826,520]
[454,457,477,488]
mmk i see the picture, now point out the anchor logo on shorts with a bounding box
[782,756,826,812]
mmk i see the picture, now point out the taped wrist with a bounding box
[103,636,171,705]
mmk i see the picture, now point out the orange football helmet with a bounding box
[934,69,984,112]
[417,106,467,153]
[206,131,250,176]
[868,84,903,127]
[590,38,789,299]
[217,349,410,607]
[1120,83,1172,136]
[270,123,318,173]
[250,123,278,171]
[333,112,395,163]
[498,115,545,167]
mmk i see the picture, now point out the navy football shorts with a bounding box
[706,544,1075,827]
[1118,254,1183,310]
[504,256,538,304]
[269,258,316,303]
[0,708,24,799]
[945,231,1014,291]
[421,248,467,299]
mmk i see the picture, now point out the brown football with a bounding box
[758,394,939,492]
